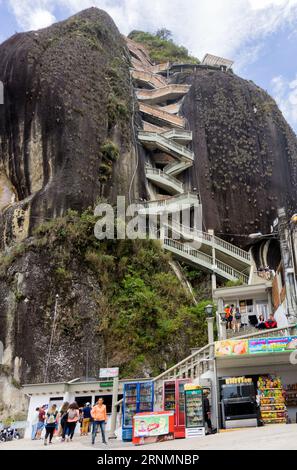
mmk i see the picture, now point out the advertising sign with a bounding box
[99,367,119,378]
[215,336,297,357]
[215,339,248,357]
[249,336,297,354]
[134,413,169,438]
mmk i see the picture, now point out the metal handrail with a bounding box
[163,238,249,283]
[168,221,251,263]
[229,324,297,341]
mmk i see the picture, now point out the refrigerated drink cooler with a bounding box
[221,382,258,429]
[184,385,205,438]
[163,379,190,438]
[122,381,154,441]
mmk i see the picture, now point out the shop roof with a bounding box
[213,281,272,300]
[202,53,234,69]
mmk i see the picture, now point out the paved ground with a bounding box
[1,424,297,450]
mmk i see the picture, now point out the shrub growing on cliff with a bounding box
[128,30,199,64]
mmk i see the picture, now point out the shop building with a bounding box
[22,377,150,439]
[214,281,275,340]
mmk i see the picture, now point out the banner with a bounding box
[215,339,248,356]
[215,336,297,357]
[249,336,297,354]
[134,413,169,438]
[99,367,119,378]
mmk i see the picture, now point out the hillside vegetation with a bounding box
[0,209,210,380]
[128,29,199,64]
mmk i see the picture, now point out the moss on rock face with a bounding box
[0,7,144,246]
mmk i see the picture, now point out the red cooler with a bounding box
[163,379,190,438]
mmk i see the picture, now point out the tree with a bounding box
[156,28,172,41]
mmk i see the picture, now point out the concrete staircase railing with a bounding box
[138,192,200,214]
[163,238,249,283]
[131,69,168,89]
[136,84,191,104]
[164,159,193,177]
[139,103,186,128]
[161,129,193,143]
[145,167,184,195]
[138,131,194,161]
[168,221,251,265]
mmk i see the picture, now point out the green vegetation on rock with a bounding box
[0,209,209,378]
[128,30,199,64]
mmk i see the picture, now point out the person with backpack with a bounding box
[81,402,92,436]
[225,304,233,330]
[64,402,80,442]
[44,404,58,446]
[58,401,69,441]
[233,307,242,333]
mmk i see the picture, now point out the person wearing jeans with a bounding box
[64,402,80,442]
[31,407,40,440]
[91,398,107,445]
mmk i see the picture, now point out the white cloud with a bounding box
[7,0,297,69]
[8,1,56,30]
[271,75,297,129]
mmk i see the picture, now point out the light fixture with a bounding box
[205,304,214,318]
[248,232,263,239]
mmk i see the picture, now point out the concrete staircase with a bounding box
[126,37,251,284]
[163,238,249,283]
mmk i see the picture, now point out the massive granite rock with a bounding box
[0,8,145,247]
[174,69,297,246]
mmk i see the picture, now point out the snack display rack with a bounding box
[258,376,287,424]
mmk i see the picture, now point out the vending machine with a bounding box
[122,381,154,441]
[184,384,205,438]
[163,378,190,438]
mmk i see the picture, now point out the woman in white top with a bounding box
[31,407,40,440]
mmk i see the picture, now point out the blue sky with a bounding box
[0,0,297,133]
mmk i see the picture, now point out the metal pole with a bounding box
[213,357,219,431]
[109,375,119,439]
[86,349,89,382]
[44,294,59,383]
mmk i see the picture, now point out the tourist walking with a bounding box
[44,404,58,446]
[91,398,107,445]
[31,407,40,440]
[233,307,242,333]
[64,402,80,442]
[58,401,69,440]
[81,402,92,436]
[35,405,46,440]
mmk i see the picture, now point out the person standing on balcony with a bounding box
[225,305,233,330]
[233,307,242,333]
